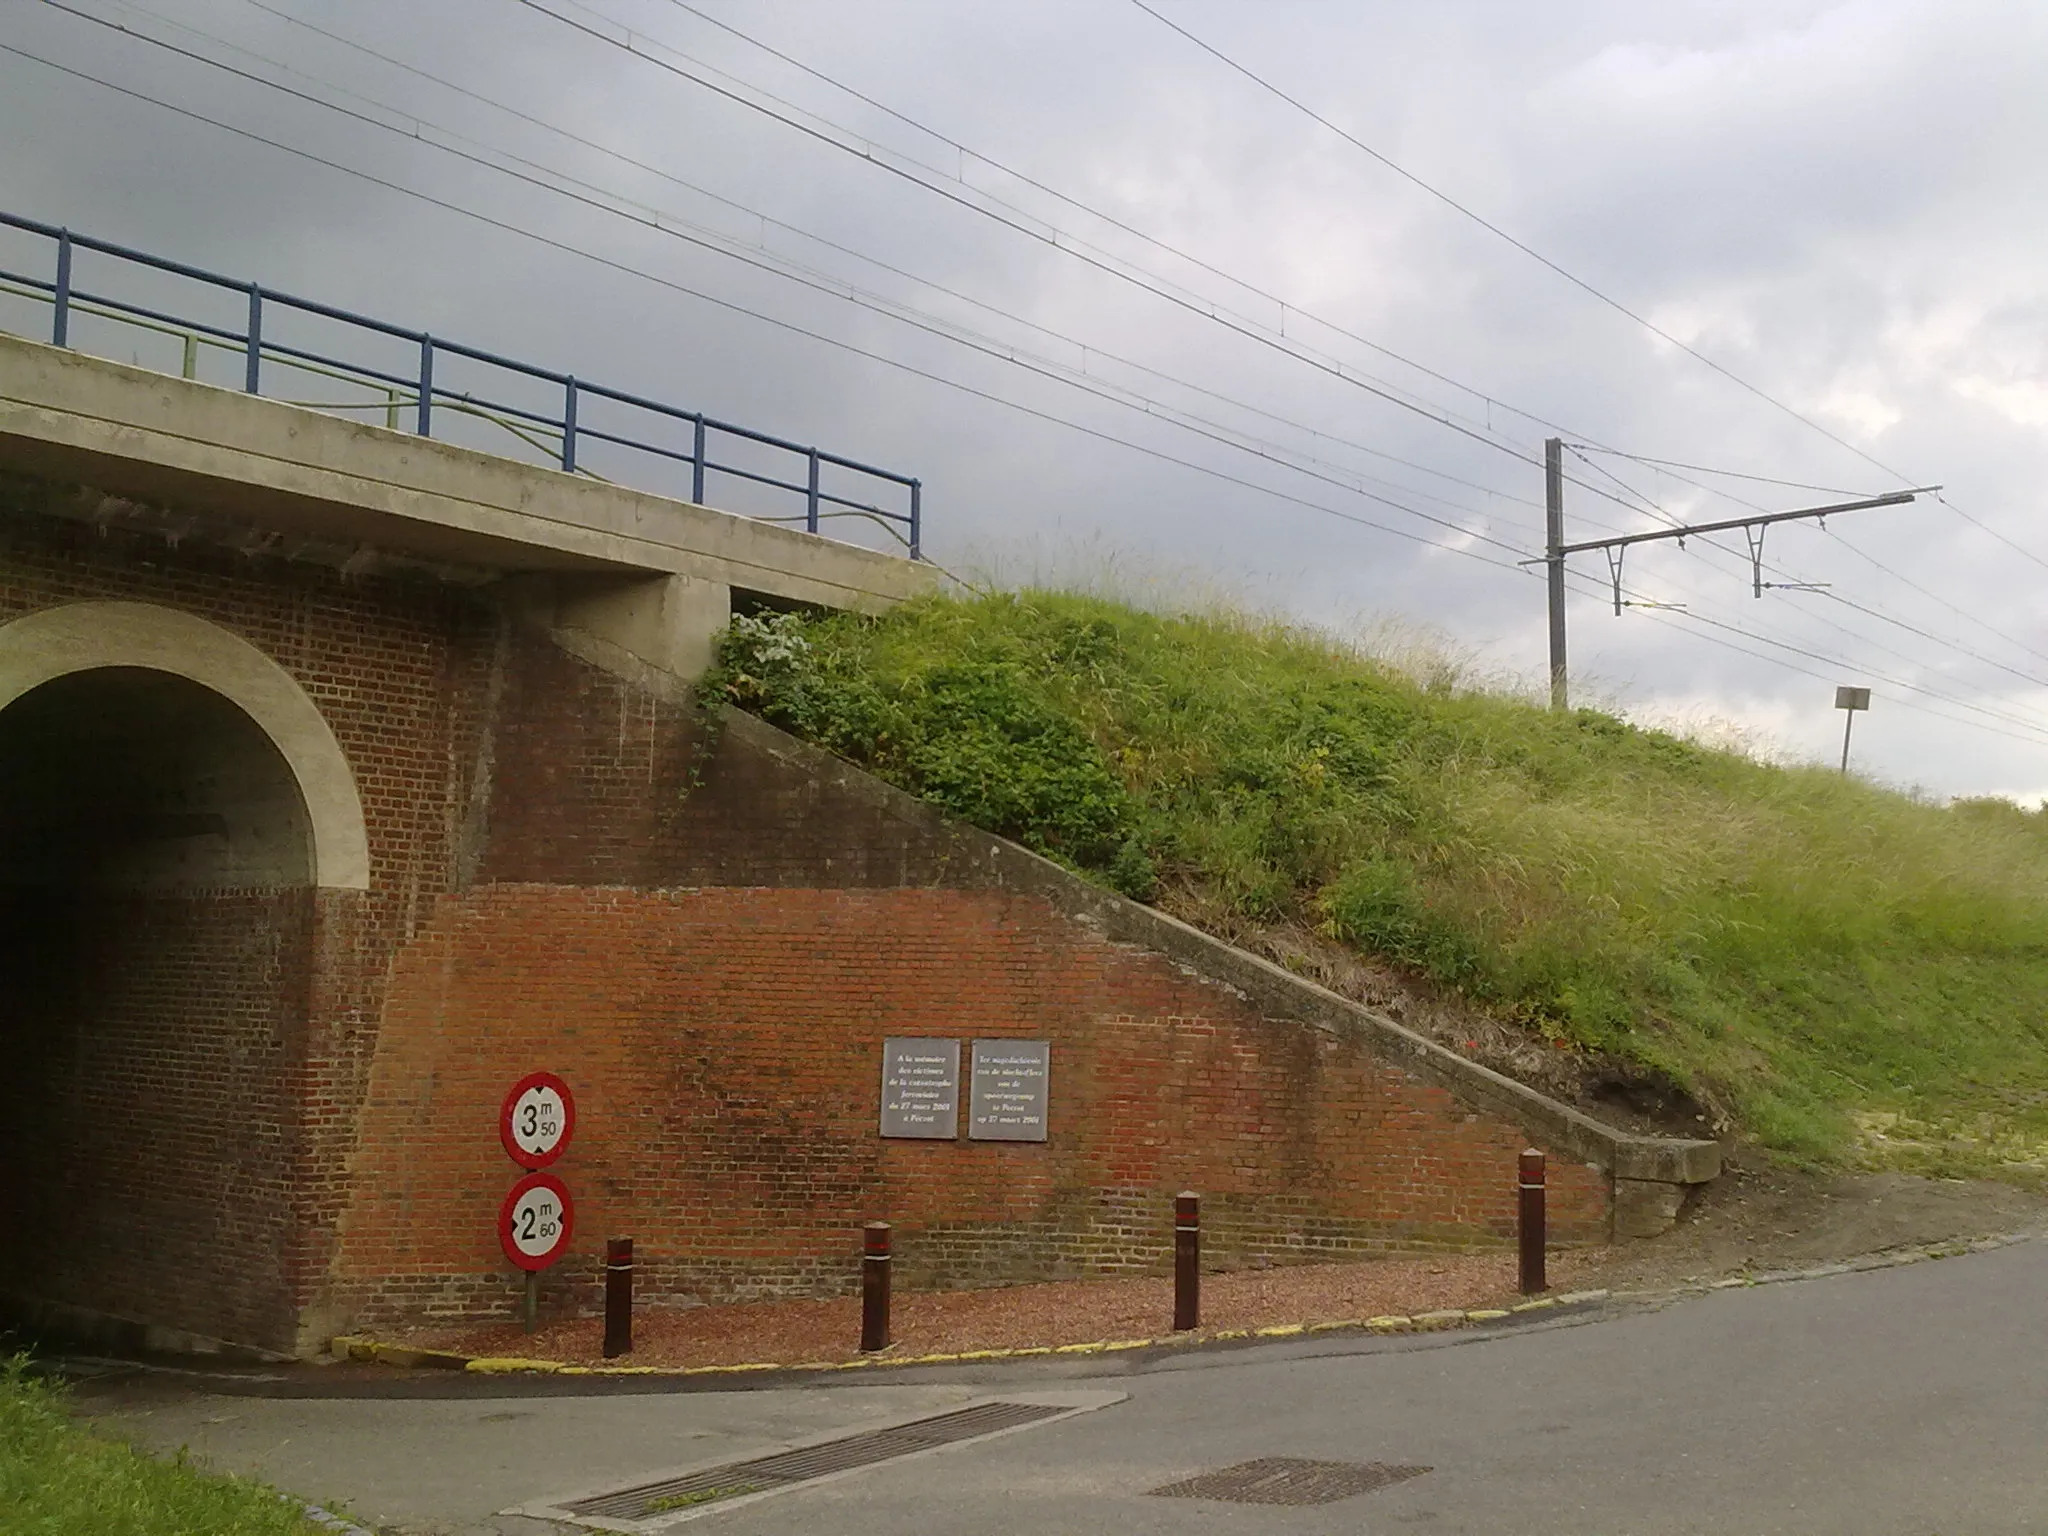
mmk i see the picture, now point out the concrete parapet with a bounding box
[0,333,934,621]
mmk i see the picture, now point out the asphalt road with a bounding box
[89,1237,2048,1535]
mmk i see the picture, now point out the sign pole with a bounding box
[1833,685,1871,775]
[499,1076,577,1334]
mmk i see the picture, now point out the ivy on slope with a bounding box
[708,591,2048,1170]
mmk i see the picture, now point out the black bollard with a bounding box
[860,1221,892,1353]
[1518,1150,1547,1295]
[603,1237,634,1359]
[1173,1191,1201,1331]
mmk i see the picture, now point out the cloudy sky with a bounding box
[5,0,2047,798]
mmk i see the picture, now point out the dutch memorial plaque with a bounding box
[969,1039,1051,1142]
[880,1037,961,1138]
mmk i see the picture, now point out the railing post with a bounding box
[51,229,72,348]
[691,416,706,504]
[561,376,578,473]
[860,1221,892,1352]
[806,448,821,534]
[602,1236,634,1359]
[244,284,263,394]
[416,335,434,436]
[1173,1191,1200,1331]
[181,332,199,380]
[1518,1149,1547,1295]
[909,479,923,560]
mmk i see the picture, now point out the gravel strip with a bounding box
[396,1250,1593,1370]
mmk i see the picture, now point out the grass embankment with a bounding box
[0,1360,324,1536]
[712,590,2048,1171]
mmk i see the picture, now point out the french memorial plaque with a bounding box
[968,1039,1051,1142]
[879,1036,961,1138]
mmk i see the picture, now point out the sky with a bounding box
[4,0,2047,800]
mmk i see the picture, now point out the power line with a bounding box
[1132,1,2048,582]
[1635,608,2048,752]
[1571,449,1872,498]
[188,0,1562,528]
[655,0,1570,442]
[504,0,1598,465]
[0,34,1564,581]
[14,14,2044,758]
[581,0,2022,574]
[206,0,2048,706]
[512,0,1779,542]
[1567,441,2048,674]
[1547,446,2048,728]
[42,0,1557,564]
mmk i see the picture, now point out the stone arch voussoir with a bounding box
[0,600,371,889]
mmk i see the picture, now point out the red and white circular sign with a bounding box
[500,1072,575,1169]
[499,1171,575,1272]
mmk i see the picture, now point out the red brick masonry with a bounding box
[332,885,1608,1329]
[0,479,1626,1353]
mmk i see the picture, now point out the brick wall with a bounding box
[329,884,1609,1327]
[0,475,1625,1354]
[0,483,493,1352]
[0,889,314,1347]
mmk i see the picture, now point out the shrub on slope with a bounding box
[710,591,2048,1169]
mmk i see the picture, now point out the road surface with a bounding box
[86,1236,2048,1535]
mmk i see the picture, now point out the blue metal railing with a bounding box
[0,211,922,557]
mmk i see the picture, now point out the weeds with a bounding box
[0,1356,325,1535]
[710,591,2048,1165]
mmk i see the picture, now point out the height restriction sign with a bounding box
[500,1171,575,1271]
[500,1072,575,1169]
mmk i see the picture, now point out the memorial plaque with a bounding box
[968,1039,1051,1142]
[879,1037,960,1139]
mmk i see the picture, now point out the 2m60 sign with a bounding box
[498,1072,576,1273]
[500,1172,574,1272]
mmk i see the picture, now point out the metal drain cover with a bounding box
[1149,1457,1432,1506]
[515,1391,1122,1528]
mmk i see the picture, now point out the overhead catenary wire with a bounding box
[1126,0,2048,581]
[149,0,1572,533]
[548,0,2048,611]
[1576,445,2048,673]
[501,0,1628,471]
[653,0,1570,444]
[37,0,1559,565]
[102,0,2048,699]
[127,0,1666,536]
[10,15,2045,759]
[0,36,1567,581]
[219,0,1540,517]
[1571,449,1873,499]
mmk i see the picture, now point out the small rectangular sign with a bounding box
[969,1039,1051,1142]
[879,1037,960,1139]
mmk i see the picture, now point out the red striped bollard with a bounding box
[602,1237,634,1358]
[860,1221,892,1352]
[1518,1149,1547,1295]
[1173,1192,1200,1331]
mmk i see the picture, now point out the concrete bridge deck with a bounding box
[0,332,936,678]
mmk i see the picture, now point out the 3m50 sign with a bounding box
[879,1037,1050,1142]
[499,1072,576,1272]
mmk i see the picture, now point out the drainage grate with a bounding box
[562,1401,1068,1521]
[1149,1457,1432,1506]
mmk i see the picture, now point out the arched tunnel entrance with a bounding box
[0,665,316,1351]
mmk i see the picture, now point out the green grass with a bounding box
[710,589,2048,1169]
[0,1359,326,1536]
